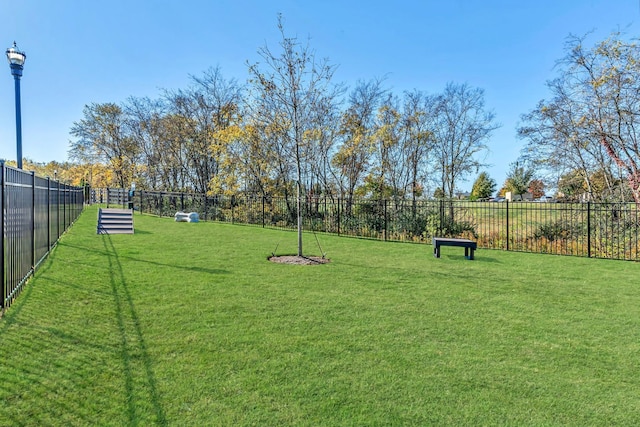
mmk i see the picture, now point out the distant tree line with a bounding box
[19,25,639,209]
[65,18,498,208]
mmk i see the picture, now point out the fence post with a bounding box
[438,199,444,236]
[64,185,68,230]
[31,171,36,271]
[323,196,327,233]
[337,197,341,236]
[262,196,265,228]
[57,181,61,240]
[587,201,592,258]
[506,201,510,251]
[231,195,235,224]
[1,162,5,310]
[47,177,51,251]
[384,199,388,241]
[203,194,208,222]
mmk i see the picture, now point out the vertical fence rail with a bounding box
[1,162,85,313]
[1,163,5,314]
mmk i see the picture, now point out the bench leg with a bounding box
[434,245,440,258]
[464,248,475,261]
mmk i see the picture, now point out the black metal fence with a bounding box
[94,188,640,261]
[90,188,131,208]
[1,163,85,313]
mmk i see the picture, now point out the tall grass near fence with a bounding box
[98,188,640,261]
[1,205,640,425]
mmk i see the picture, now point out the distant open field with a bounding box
[1,206,640,425]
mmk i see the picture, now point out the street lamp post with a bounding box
[6,42,26,169]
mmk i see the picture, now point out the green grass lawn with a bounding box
[2,206,640,426]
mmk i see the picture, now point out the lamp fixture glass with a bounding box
[6,42,26,67]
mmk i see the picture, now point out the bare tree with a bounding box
[69,102,139,188]
[247,15,340,256]
[332,79,386,213]
[400,90,434,204]
[431,82,498,198]
[123,96,166,190]
[519,32,640,204]
[569,33,640,204]
[519,78,618,201]
[372,94,403,200]
[162,67,243,193]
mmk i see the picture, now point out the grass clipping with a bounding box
[269,255,329,265]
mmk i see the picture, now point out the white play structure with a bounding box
[174,211,200,222]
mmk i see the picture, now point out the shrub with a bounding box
[424,210,477,239]
[534,219,582,241]
[394,210,429,237]
[353,201,386,233]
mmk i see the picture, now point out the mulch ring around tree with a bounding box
[268,255,330,265]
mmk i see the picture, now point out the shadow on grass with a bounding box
[61,242,229,275]
[102,235,168,426]
[123,256,229,275]
[439,254,502,263]
[132,229,152,234]
[471,254,501,263]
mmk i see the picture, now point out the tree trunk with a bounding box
[297,178,303,256]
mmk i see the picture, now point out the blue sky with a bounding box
[1,0,639,190]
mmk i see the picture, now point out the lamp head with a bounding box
[6,42,26,76]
